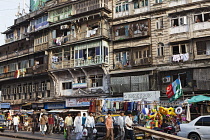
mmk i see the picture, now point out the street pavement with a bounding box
[0,130,84,140]
[0,136,24,140]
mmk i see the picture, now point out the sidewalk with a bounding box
[0,130,66,140]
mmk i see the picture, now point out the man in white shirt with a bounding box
[85,112,95,140]
[117,112,125,140]
[125,112,134,140]
[65,114,73,140]
[13,114,19,133]
[74,113,83,140]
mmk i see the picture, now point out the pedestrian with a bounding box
[40,114,47,136]
[105,113,114,140]
[48,114,54,135]
[82,113,86,127]
[31,112,38,134]
[125,112,134,140]
[118,111,125,140]
[74,112,83,140]
[65,114,73,140]
[85,112,95,140]
[13,114,19,133]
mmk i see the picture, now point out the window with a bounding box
[115,2,129,13]
[195,118,203,126]
[203,117,210,126]
[171,16,187,27]
[196,41,210,55]
[64,47,70,61]
[142,0,148,6]
[77,77,86,83]
[195,13,210,23]
[62,82,72,90]
[52,48,62,62]
[157,43,164,56]
[90,75,103,87]
[156,0,162,3]
[115,51,129,66]
[172,44,187,55]
[156,17,163,29]
[134,1,139,9]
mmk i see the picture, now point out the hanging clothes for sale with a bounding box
[124,102,128,111]
[127,102,132,111]
[116,102,120,110]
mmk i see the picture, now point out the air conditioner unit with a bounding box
[162,76,171,83]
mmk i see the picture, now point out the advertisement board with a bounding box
[30,0,50,12]
[66,98,98,107]
[124,91,160,101]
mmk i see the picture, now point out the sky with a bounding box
[0,0,29,46]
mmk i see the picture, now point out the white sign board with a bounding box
[124,91,160,101]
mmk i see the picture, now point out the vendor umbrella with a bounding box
[188,95,210,103]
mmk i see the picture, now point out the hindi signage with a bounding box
[124,91,160,101]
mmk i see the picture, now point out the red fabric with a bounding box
[48,117,54,124]
[166,84,174,98]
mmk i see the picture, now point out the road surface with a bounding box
[0,136,24,140]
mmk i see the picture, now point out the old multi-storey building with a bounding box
[0,0,210,110]
[110,0,210,102]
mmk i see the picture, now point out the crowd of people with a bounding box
[4,109,181,140]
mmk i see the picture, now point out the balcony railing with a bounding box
[193,22,210,31]
[169,0,187,7]
[33,64,48,74]
[51,60,74,70]
[134,6,150,15]
[6,48,34,59]
[49,28,109,47]
[170,25,189,34]
[192,0,203,2]
[75,55,108,67]
[34,43,48,52]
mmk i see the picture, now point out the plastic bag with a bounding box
[93,128,97,134]
[83,128,88,136]
[64,129,67,139]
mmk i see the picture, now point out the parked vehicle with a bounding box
[0,114,7,132]
[177,115,210,140]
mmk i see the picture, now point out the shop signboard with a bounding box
[103,97,124,101]
[66,97,98,107]
[124,91,160,101]
[44,102,65,109]
[0,103,10,109]
[72,83,87,89]
[11,105,21,110]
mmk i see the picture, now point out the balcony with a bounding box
[74,0,109,15]
[170,25,189,34]
[193,22,210,31]
[169,0,187,7]
[49,28,109,47]
[51,60,74,70]
[134,6,150,15]
[5,38,14,44]
[75,55,108,67]
[6,48,33,60]
[192,0,203,2]
[33,64,48,74]
[34,43,48,52]
[115,11,129,18]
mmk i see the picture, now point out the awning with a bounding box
[48,110,67,113]
[188,95,210,103]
